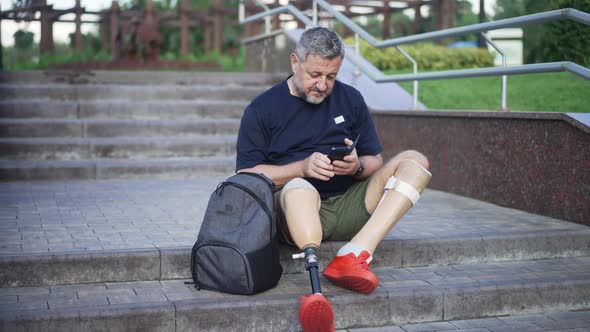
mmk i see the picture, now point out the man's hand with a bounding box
[331,138,360,176]
[301,152,335,181]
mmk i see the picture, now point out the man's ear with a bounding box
[290,53,299,73]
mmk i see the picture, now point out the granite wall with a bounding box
[373,111,590,226]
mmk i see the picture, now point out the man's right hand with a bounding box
[301,152,335,181]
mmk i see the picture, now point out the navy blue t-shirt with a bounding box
[236,77,382,199]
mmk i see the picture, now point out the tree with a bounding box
[533,0,590,66]
[13,29,34,50]
[494,0,590,66]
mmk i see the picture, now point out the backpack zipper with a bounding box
[222,181,273,240]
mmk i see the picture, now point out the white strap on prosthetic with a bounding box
[377,160,431,208]
[384,176,421,205]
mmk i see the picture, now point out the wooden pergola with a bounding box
[242,0,457,40]
[0,0,229,58]
[0,0,459,58]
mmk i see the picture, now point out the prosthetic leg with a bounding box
[293,245,322,294]
[293,245,334,332]
[324,159,431,294]
[281,183,334,332]
[353,159,432,250]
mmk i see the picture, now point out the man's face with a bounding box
[290,53,343,104]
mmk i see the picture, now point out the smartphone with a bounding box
[327,135,360,162]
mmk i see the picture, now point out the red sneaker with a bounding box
[299,293,334,332]
[323,251,378,294]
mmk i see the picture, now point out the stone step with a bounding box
[0,157,235,181]
[0,135,237,160]
[2,228,589,288]
[0,118,241,138]
[0,99,248,120]
[1,184,589,288]
[0,84,266,102]
[351,310,590,332]
[1,257,589,331]
[0,70,284,86]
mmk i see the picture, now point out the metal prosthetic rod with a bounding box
[293,245,322,294]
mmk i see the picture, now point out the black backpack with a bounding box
[191,172,283,295]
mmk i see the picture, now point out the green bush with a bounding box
[347,38,495,71]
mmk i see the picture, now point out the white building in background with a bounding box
[487,28,523,66]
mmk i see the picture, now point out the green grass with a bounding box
[390,71,590,113]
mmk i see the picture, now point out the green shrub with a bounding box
[347,38,495,71]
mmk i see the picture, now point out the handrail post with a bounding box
[396,46,419,110]
[239,0,245,23]
[265,16,271,34]
[481,33,509,111]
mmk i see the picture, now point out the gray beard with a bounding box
[292,75,326,105]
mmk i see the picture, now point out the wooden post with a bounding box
[0,4,3,70]
[110,1,119,59]
[213,0,223,53]
[145,0,154,23]
[382,1,391,40]
[478,0,487,48]
[100,14,109,53]
[75,0,83,51]
[204,22,212,54]
[179,0,189,56]
[272,12,281,30]
[40,0,55,54]
[244,8,253,38]
[294,1,305,28]
[342,6,352,37]
[435,0,456,31]
[413,5,422,34]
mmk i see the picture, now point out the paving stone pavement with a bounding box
[0,177,588,256]
[346,310,590,332]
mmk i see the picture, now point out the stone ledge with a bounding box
[0,302,175,332]
[1,274,588,331]
[0,249,160,288]
[2,229,589,287]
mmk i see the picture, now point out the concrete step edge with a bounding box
[1,258,589,331]
[0,135,237,144]
[0,70,285,85]
[0,157,236,181]
[0,83,269,90]
[0,119,241,138]
[0,99,249,120]
[0,136,238,161]
[2,229,590,287]
[0,118,241,125]
[0,98,251,106]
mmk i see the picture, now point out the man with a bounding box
[236,27,431,332]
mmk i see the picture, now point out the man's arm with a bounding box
[354,154,383,180]
[238,152,336,188]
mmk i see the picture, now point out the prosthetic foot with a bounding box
[293,245,334,332]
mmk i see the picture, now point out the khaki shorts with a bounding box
[277,178,372,244]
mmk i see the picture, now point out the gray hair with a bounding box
[294,27,345,62]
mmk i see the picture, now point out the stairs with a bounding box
[0,71,589,331]
[0,71,280,181]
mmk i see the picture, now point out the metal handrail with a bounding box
[239,0,590,110]
[481,33,508,111]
